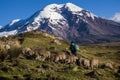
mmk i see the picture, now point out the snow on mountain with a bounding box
[33,3,66,24]
[0,3,120,44]
[85,12,98,20]
[0,30,17,37]
[111,13,120,23]
[65,3,83,12]
[9,19,21,26]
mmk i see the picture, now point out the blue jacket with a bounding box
[70,43,78,53]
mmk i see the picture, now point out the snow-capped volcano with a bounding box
[0,3,120,44]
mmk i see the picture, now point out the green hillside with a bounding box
[0,30,120,80]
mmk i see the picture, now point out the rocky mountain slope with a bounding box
[0,3,120,44]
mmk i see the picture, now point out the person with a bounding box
[69,41,78,56]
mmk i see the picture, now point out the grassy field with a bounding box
[0,30,120,80]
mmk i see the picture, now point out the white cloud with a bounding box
[110,13,120,23]
[0,25,2,29]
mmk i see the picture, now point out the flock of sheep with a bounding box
[0,39,115,70]
[22,47,113,69]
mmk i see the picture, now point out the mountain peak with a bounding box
[43,3,63,11]
[65,3,83,12]
[43,3,83,12]
[32,3,65,23]
[32,3,84,23]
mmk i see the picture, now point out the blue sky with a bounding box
[0,0,120,26]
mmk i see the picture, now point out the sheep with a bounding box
[83,58,90,69]
[51,39,61,45]
[78,57,90,69]
[55,52,66,63]
[66,55,78,64]
[22,47,35,59]
[34,48,51,61]
[90,59,99,69]
[40,50,51,58]
[35,56,45,62]
[104,62,113,69]
[39,49,51,59]
[78,57,85,66]
[41,51,51,61]
[22,47,32,55]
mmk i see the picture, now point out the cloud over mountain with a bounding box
[0,25,2,29]
[111,13,120,23]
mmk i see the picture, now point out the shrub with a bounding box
[0,51,8,62]
[8,48,22,60]
[0,42,8,62]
